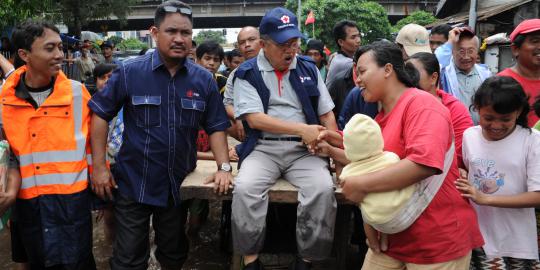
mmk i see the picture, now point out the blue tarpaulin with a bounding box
[60,33,80,44]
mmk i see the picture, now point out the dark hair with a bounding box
[192,40,197,47]
[11,20,60,67]
[408,52,441,86]
[227,49,242,62]
[513,34,526,48]
[473,76,530,129]
[195,41,224,61]
[155,0,193,27]
[353,41,418,88]
[534,95,540,119]
[430,24,452,40]
[12,20,60,52]
[93,63,118,80]
[333,20,358,48]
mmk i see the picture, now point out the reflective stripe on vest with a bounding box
[20,168,88,189]
[16,80,90,199]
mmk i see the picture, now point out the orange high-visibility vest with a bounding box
[0,66,92,199]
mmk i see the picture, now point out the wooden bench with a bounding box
[180,160,355,270]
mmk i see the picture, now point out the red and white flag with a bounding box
[305,10,315,25]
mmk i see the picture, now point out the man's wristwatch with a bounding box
[218,162,232,172]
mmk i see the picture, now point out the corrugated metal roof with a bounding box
[428,0,531,28]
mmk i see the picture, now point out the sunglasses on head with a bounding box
[163,6,192,16]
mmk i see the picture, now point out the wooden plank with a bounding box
[180,160,355,205]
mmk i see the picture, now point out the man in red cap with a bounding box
[498,19,540,127]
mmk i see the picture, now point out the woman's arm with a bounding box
[341,159,437,203]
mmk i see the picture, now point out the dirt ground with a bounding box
[0,200,362,270]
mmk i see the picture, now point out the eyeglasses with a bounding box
[268,39,300,50]
[457,48,478,57]
[163,6,192,16]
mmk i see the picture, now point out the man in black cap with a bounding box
[99,40,121,65]
[304,39,327,81]
[231,7,337,270]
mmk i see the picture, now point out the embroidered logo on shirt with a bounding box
[186,90,200,98]
[299,76,312,83]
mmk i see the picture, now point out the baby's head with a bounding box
[343,114,384,162]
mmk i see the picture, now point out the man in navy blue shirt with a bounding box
[88,1,232,269]
[338,86,378,129]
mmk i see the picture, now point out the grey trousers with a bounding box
[231,140,337,260]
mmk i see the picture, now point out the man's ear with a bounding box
[510,44,519,59]
[150,26,159,40]
[18,49,29,64]
[337,39,344,48]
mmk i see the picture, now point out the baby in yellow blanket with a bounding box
[340,114,416,251]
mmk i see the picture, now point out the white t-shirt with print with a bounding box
[463,125,540,260]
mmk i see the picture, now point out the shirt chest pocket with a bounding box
[180,98,205,128]
[132,96,161,128]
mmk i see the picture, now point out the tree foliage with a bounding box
[0,0,54,31]
[392,10,437,32]
[118,38,148,50]
[285,0,392,51]
[107,36,124,47]
[194,30,226,45]
[0,0,140,38]
[55,0,140,37]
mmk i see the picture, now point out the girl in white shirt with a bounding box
[456,76,540,269]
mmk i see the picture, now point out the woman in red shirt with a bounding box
[340,41,484,268]
[405,52,474,168]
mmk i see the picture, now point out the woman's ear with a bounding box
[384,63,393,78]
[431,72,439,87]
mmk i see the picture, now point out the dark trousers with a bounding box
[110,193,189,270]
[27,256,96,270]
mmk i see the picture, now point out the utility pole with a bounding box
[468,0,477,31]
[297,0,301,31]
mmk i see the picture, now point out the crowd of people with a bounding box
[1,0,540,269]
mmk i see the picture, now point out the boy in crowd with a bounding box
[196,40,228,95]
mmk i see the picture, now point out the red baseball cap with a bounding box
[510,19,540,42]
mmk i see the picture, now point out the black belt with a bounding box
[261,137,302,142]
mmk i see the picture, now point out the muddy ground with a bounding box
[0,200,362,270]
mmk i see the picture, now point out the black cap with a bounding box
[100,40,114,49]
[306,39,324,55]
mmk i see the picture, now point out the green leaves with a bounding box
[285,0,392,51]
[194,30,226,46]
[392,10,437,33]
[0,0,141,37]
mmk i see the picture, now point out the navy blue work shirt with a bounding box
[338,87,379,130]
[89,50,230,207]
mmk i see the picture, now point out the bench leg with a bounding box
[231,254,242,270]
[334,205,353,270]
[220,200,233,253]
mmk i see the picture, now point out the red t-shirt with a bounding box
[437,89,474,168]
[375,88,484,264]
[498,68,540,127]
